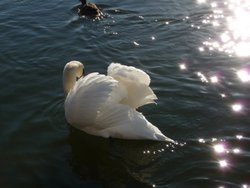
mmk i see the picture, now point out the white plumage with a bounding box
[63,61,173,142]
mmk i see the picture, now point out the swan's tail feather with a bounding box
[154,133,174,142]
[92,103,173,142]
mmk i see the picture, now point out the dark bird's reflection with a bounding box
[69,127,154,188]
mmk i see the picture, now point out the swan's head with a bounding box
[63,61,84,96]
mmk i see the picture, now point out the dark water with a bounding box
[1,0,249,187]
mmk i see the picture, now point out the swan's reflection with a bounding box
[69,127,155,188]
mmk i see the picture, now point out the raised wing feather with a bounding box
[107,63,157,108]
[108,63,151,85]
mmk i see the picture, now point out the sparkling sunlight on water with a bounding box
[198,0,250,57]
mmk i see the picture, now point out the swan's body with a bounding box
[63,61,173,142]
[78,0,101,17]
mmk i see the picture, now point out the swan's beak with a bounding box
[79,68,85,78]
[82,68,85,77]
[77,68,85,81]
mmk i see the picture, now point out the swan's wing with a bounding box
[65,73,125,129]
[108,63,151,85]
[107,63,157,108]
[83,103,173,142]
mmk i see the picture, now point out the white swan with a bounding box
[63,61,173,142]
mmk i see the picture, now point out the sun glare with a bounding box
[213,143,226,153]
[219,159,228,168]
[199,0,250,57]
[231,103,243,112]
[197,0,206,3]
[237,69,250,82]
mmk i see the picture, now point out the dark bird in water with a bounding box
[78,0,101,17]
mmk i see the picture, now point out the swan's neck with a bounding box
[63,61,84,96]
[63,71,77,96]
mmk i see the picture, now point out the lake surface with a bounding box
[0,0,249,187]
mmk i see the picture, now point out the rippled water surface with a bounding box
[0,0,249,187]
